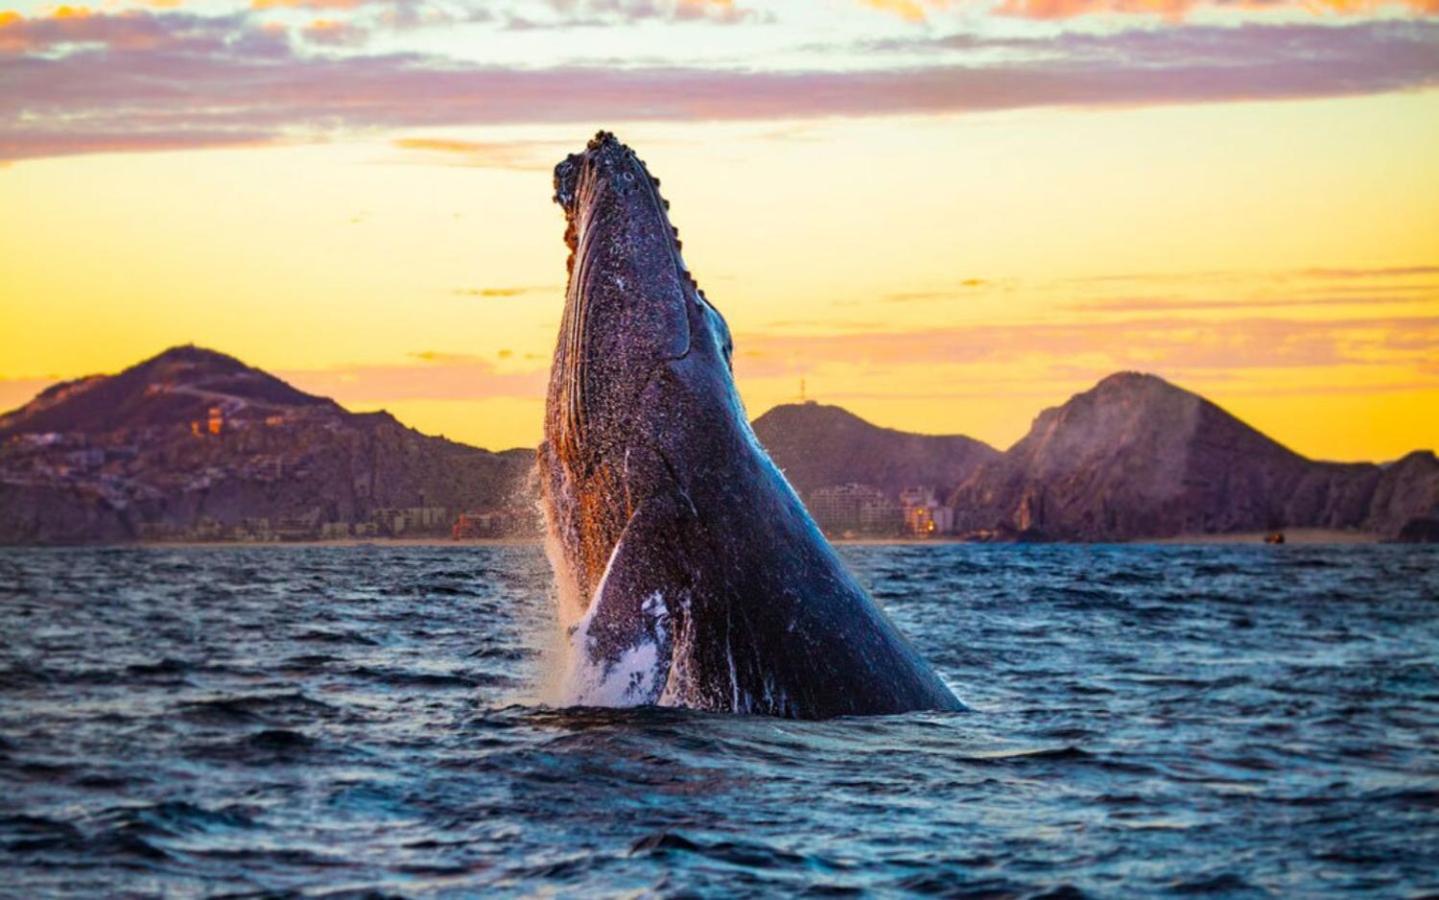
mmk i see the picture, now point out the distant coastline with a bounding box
[1,529,1394,550]
[1145,528,1381,545]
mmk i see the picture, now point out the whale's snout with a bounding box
[553,152,581,216]
[553,131,666,221]
[545,131,696,480]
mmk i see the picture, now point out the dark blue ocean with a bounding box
[1,543,1436,897]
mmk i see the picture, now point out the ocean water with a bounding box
[1,543,1436,897]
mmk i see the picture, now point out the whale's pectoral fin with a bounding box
[579,492,695,706]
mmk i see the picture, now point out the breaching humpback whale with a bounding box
[539,132,963,719]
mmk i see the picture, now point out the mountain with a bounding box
[752,402,999,498]
[0,346,535,544]
[0,345,336,438]
[3,349,1434,544]
[948,372,1439,541]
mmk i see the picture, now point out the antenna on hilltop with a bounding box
[799,378,807,403]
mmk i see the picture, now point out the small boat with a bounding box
[1264,531,1286,544]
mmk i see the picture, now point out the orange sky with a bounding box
[1,0,1437,461]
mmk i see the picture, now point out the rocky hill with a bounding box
[948,373,1439,541]
[3,350,1433,544]
[0,346,536,544]
[752,402,999,498]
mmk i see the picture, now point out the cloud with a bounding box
[1055,264,1439,286]
[252,0,361,9]
[2,18,1437,162]
[732,315,1439,378]
[281,353,546,401]
[858,0,1436,20]
[858,0,931,21]
[452,284,560,297]
[393,137,570,169]
[0,8,283,54]
[1068,291,1439,312]
[992,0,1438,19]
[0,130,276,158]
[1300,265,1439,280]
[886,278,997,302]
[506,0,762,28]
[0,377,58,415]
[301,16,366,44]
[0,6,222,52]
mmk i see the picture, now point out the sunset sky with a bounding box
[1,0,1436,460]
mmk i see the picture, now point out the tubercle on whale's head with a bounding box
[553,131,673,275]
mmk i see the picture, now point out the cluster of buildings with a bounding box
[1,431,151,507]
[132,504,535,543]
[451,509,532,539]
[806,484,956,538]
[137,506,469,541]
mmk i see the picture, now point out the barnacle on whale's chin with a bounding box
[553,154,581,218]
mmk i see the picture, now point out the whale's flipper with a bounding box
[568,493,694,706]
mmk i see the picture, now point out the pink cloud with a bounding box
[450,284,561,297]
[992,0,1438,19]
[1,18,1436,161]
[1068,291,1439,312]
[300,16,366,44]
[0,378,59,416]
[732,315,1439,377]
[279,354,547,402]
[392,137,572,170]
[858,0,1437,19]
[507,0,762,28]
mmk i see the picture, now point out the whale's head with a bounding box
[542,131,736,598]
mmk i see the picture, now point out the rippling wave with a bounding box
[1,544,1436,895]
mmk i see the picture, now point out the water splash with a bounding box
[563,590,670,706]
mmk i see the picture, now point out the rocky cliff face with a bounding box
[949,373,1439,540]
[1366,451,1439,536]
[0,346,535,544]
[752,402,999,499]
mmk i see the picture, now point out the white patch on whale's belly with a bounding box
[561,590,669,707]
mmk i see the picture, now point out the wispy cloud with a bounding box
[885,278,999,302]
[733,315,1439,377]
[0,6,245,52]
[1300,265,1439,280]
[300,16,367,44]
[505,0,763,28]
[858,0,930,22]
[452,285,559,297]
[281,353,546,402]
[251,0,362,10]
[3,17,1436,162]
[991,0,1438,20]
[0,377,60,416]
[393,137,570,169]
[858,0,1437,20]
[1056,264,1439,286]
[1068,292,1439,312]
